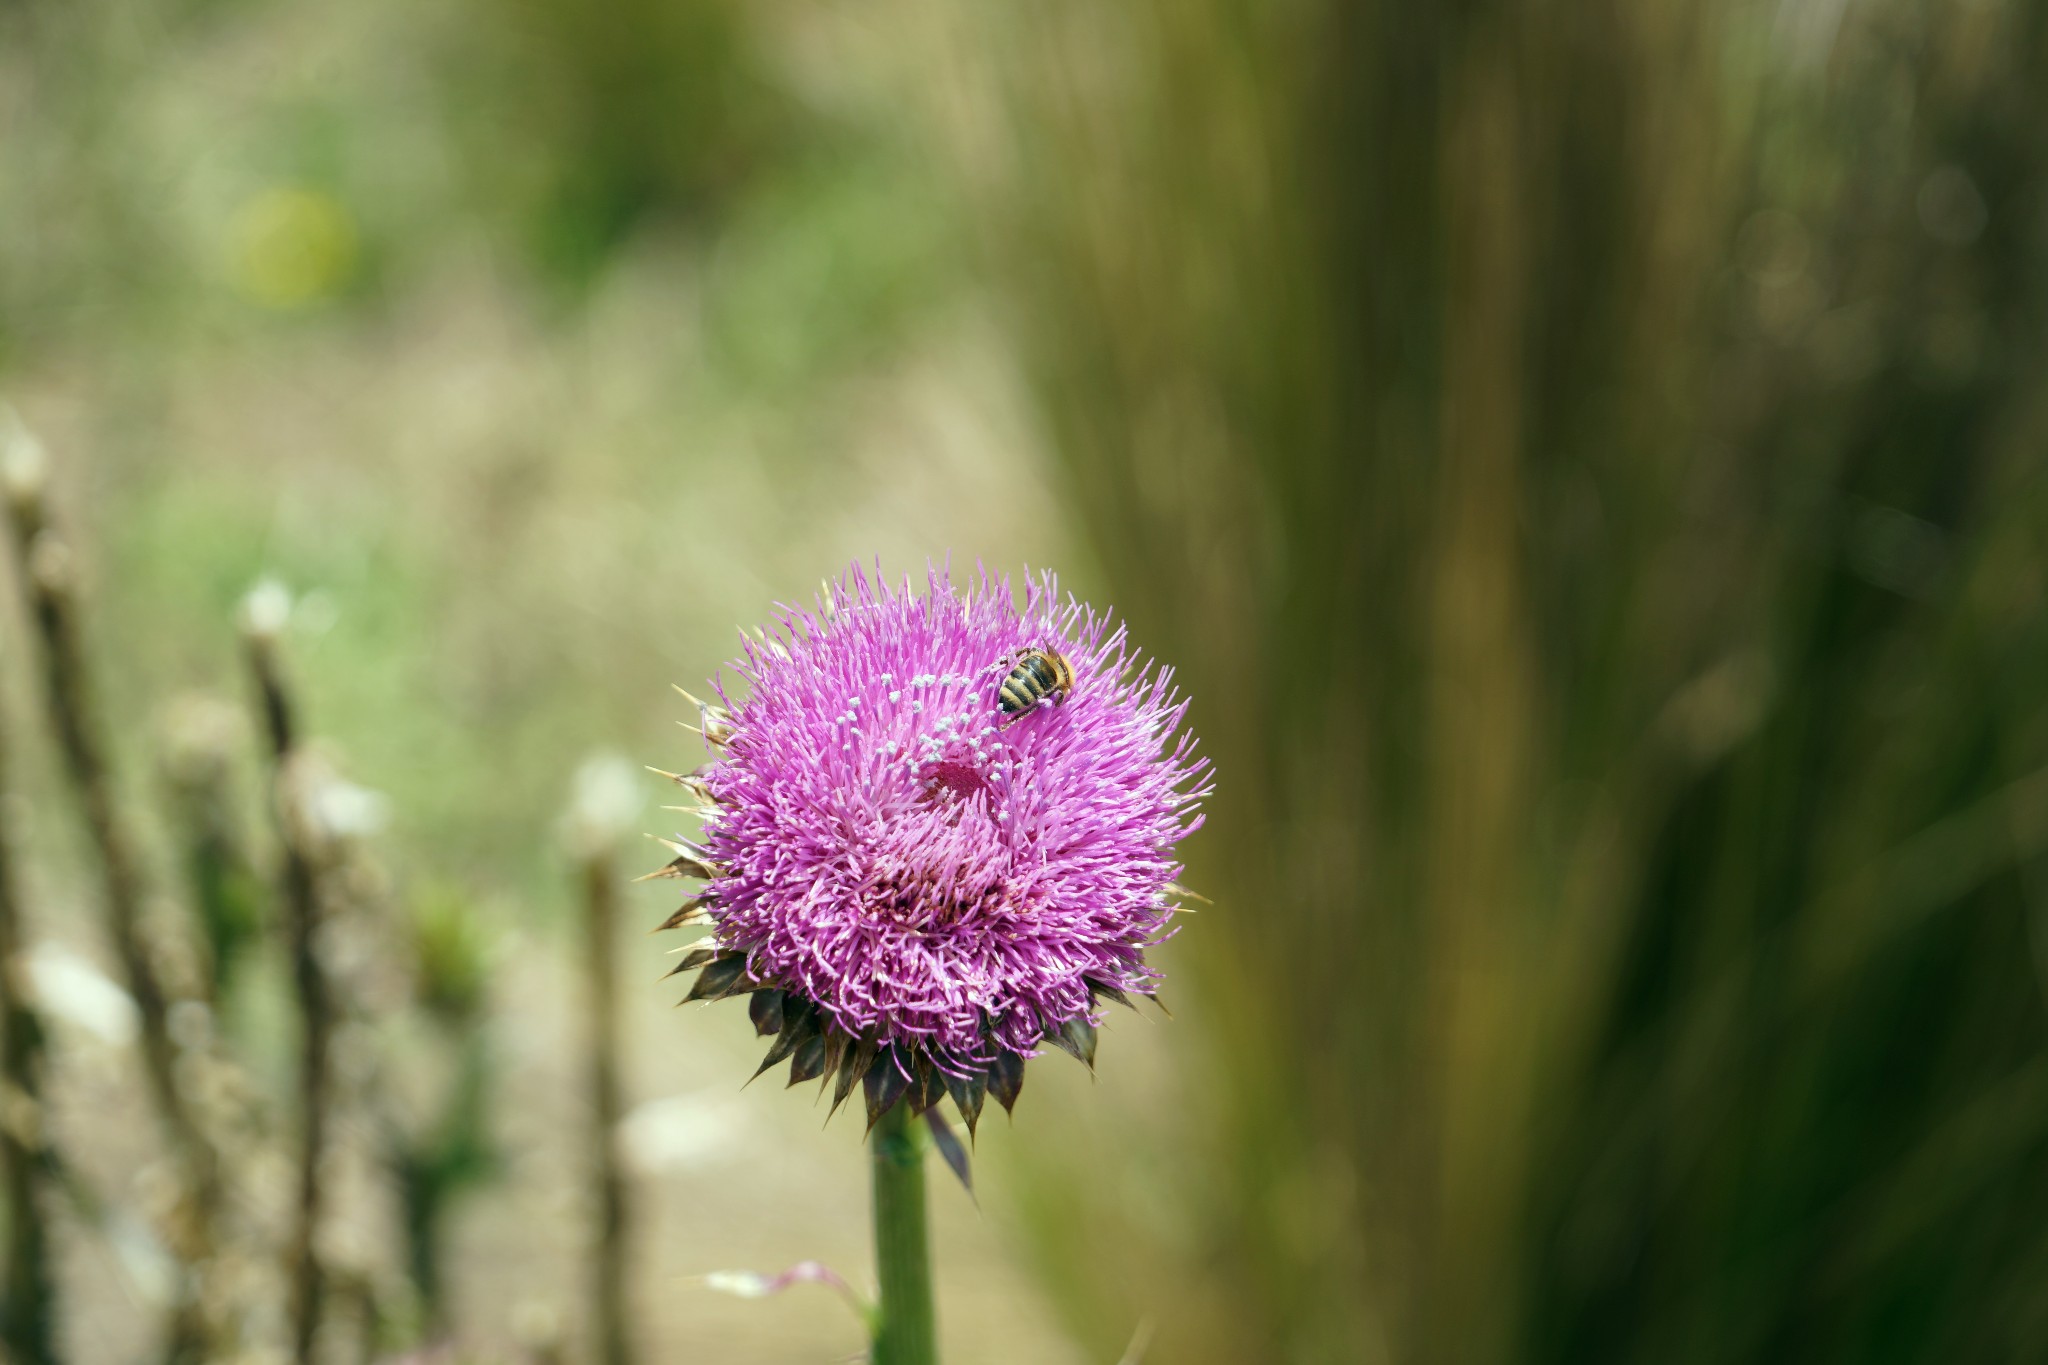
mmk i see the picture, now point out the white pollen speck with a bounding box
[889,691,900,702]
[880,673,893,683]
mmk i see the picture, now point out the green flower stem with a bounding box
[870,1103,938,1365]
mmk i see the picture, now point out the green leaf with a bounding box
[907,1055,947,1115]
[988,1050,1025,1115]
[832,1039,877,1121]
[684,953,750,1002]
[1048,1016,1098,1071]
[1087,978,1135,1011]
[749,988,785,1037]
[753,997,818,1078]
[945,1067,987,1143]
[864,1049,909,1131]
[924,1108,975,1199]
[654,897,710,932]
[665,947,717,980]
[788,1032,830,1086]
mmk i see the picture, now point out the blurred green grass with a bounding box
[0,0,1059,904]
[932,1,2048,1362]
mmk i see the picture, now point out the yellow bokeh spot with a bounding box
[228,187,360,309]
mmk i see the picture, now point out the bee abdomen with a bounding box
[998,650,1069,715]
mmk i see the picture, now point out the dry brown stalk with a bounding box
[241,586,333,1365]
[0,639,56,1364]
[565,757,641,1365]
[1,423,217,1365]
[584,853,631,1365]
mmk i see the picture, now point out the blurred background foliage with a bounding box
[5,0,2048,1362]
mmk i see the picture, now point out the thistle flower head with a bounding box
[652,564,1208,1140]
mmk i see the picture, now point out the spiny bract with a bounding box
[648,564,1208,1163]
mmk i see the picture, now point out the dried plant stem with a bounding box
[0,689,56,1365]
[4,486,216,1364]
[869,1103,937,1365]
[581,854,633,1365]
[245,625,331,1365]
[160,702,262,1005]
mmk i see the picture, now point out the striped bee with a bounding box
[997,647,1076,720]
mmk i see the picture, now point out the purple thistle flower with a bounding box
[648,563,1209,1139]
